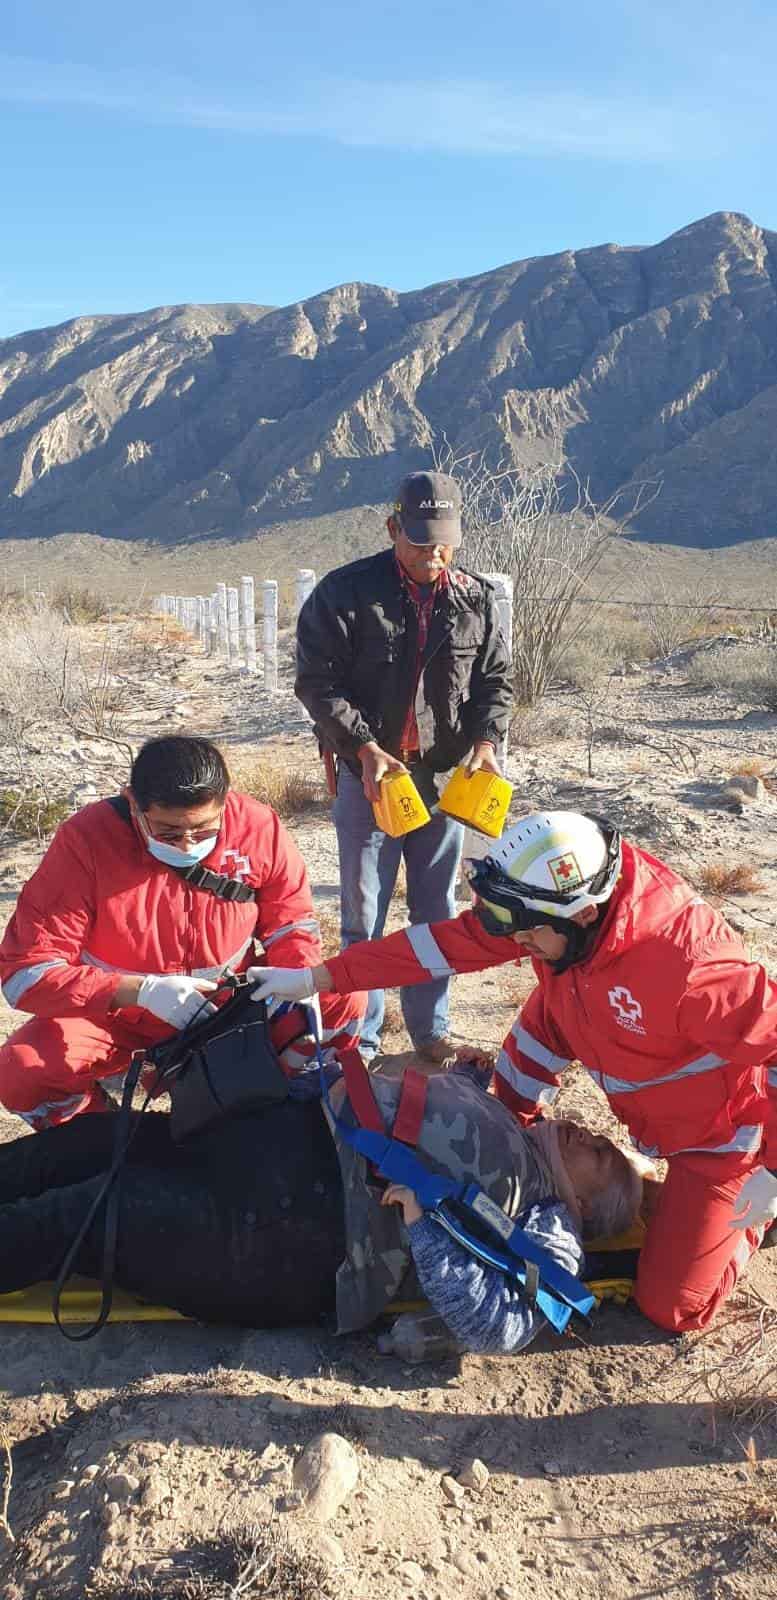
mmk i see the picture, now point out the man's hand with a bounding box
[245,966,317,1005]
[730,1166,777,1231]
[462,740,501,777]
[135,974,218,1028]
[358,741,408,803]
[381,1182,423,1226]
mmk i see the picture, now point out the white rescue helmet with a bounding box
[469,811,622,931]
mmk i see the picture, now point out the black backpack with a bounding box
[53,979,289,1340]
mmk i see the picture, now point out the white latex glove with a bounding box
[136,974,218,1028]
[730,1166,777,1231]
[245,966,316,1005]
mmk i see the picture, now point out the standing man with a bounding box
[295,470,512,1062]
[0,735,364,1128]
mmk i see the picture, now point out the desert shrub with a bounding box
[229,754,325,817]
[51,584,108,624]
[593,609,652,666]
[556,637,612,690]
[0,789,70,839]
[87,1519,332,1598]
[698,863,765,896]
[686,644,777,709]
[730,757,767,778]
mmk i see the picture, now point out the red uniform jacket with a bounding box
[325,841,777,1166]
[0,792,321,1020]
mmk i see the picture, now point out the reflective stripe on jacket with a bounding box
[0,792,321,1018]
[324,840,777,1166]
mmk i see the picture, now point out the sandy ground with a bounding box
[0,619,774,1597]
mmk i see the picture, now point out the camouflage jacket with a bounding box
[323,1068,554,1333]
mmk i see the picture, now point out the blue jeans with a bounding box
[332,764,464,1058]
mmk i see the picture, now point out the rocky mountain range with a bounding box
[2,211,777,548]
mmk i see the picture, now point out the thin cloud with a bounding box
[0,53,727,162]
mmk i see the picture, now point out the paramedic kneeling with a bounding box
[0,735,363,1129]
[251,811,777,1335]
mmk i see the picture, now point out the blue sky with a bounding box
[1,0,776,338]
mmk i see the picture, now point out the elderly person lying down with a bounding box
[0,1065,641,1352]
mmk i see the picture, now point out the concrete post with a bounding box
[263,579,279,692]
[227,586,240,662]
[240,576,257,673]
[215,583,229,659]
[295,568,316,616]
[483,572,514,662]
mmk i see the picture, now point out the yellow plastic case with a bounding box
[372,772,431,838]
[438,767,513,837]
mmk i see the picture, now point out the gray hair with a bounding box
[582,1146,643,1241]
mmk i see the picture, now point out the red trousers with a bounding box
[0,991,365,1130]
[635,1147,763,1333]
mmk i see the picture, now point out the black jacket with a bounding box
[295,549,512,777]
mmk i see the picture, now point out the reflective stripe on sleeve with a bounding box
[673,1124,763,1157]
[2,960,68,1007]
[511,1022,569,1074]
[495,1049,562,1105]
[263,918,321,949]
[405,924,454,978]
[588,1051,728,1098]
[635,1123,764,1160]
[18,1091,93,1129]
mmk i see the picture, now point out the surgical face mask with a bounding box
[145,833,219,868]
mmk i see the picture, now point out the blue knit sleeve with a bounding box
[405,1201,584,1355]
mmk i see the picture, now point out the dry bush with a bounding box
[698,863,765,896]
[687,643,777,709]
[731,757,767,778]
[585,607,652,667]
[229,755,325,818]
[0,604,134,779]
[51,584,108,624]
[556,637,610,691]
[435,428,657,705]
[87,1519,332,1599]
[0,789,70,840]
[673,1291,777,1434]
[629,555,725,657]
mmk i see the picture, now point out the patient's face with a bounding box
[556,1120,618,1201]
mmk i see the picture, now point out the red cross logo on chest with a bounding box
[223,849,250,881]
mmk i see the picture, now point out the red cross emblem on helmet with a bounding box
[548,851,583,891]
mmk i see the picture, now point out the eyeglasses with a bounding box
[143,813,223,845]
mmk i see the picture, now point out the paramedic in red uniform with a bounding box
[0,736,363,1130]
[250,811,777,1335]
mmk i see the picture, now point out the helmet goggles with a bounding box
[467,814,622,939]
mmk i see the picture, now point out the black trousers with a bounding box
[0,1101,346,1325]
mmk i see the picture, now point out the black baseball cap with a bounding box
[394,471,463,547]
